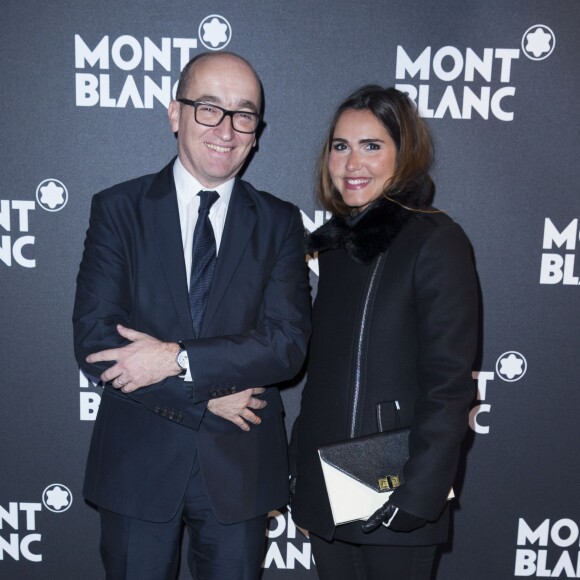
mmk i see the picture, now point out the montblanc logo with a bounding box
[540,218,579,286]
[263,510,314,570]
[395,24,555,121]
[36,179,68,212]
[521,25,555,61]
[496,351,527,383]
[515,517,580,577]
[198,15,232,51]
[1,179,68,268]
[0,483,74,562]
[42,484,73,513]
[75,14,234,108]
[300,208,332,275]
[79,370,102,421]
[470,351,528,434]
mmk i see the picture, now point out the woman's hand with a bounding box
[361,503,426,533]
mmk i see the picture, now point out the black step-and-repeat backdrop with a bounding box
[1,1,579,578]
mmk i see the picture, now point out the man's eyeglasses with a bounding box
[177,99,261,134]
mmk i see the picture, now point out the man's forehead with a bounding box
[186,55,261,107]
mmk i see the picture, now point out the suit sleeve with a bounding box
[390,222,478,521]
[73,191,207,429]
[73,192,132,372]
[73,193,311,430]
[183,206,312,402]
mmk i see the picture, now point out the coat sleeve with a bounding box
[390,221,478,521]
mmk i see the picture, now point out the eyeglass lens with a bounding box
[195,103,258,133]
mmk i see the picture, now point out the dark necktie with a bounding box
[189,190,220,336]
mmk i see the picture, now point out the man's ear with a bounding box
[168,100,180,133]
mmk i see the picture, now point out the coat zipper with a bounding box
[349,251,388,438]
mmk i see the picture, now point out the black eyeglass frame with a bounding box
[176,98,261,134]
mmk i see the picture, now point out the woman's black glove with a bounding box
[361,503,426,533]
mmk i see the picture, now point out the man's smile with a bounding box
[205,142,233,153]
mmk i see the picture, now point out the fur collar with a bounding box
[306,175,434,264]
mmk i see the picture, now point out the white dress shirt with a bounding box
[173,156,234,288]
[172,157,234,379]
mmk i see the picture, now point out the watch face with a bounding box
[177,349,188,370]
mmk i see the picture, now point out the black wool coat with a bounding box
[290,186,478,546]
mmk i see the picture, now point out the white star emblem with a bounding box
[522,25,555,61]
[198,15,232,51]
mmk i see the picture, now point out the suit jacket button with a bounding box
[161,409,168,417]
[168,412,174,420]
[176,414,183,423]
[155,407,161,414]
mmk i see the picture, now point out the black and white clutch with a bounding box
[318,428,410,525]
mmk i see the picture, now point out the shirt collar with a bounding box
[173,156,234,207]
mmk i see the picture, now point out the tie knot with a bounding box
[197,190,220,213]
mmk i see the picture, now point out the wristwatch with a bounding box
[176,341,188,377]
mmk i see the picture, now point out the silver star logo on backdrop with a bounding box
[43,483,73,513]
[36,179,68,212]
[198,15,232,51]
[496,351,528,382]
[522,25,555,61]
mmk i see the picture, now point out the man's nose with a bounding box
[214,114,235,141]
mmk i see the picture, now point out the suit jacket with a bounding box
[73,160,311,524]
[290,195,478,545]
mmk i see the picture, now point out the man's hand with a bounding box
[86,324,181,393]
[207,388,267,431]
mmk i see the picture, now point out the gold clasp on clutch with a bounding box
[378,475,401,491]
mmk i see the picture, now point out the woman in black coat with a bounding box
[290,85,478,580]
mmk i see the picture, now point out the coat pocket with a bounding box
[375,398,414,432]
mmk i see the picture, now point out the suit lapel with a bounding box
[143,160,194,338]
[201,180,256,336]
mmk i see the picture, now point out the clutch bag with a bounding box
[318,428,410,525]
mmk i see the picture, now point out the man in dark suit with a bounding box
[73,51,311,580]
